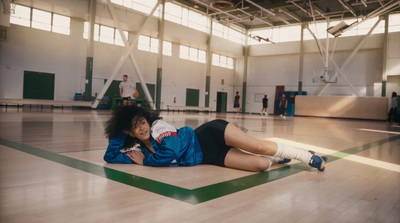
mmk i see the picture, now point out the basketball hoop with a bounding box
[312,69,338,84]
[10,0,17,14]
[1,0,17,14]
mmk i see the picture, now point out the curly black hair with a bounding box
[105,105,161,148]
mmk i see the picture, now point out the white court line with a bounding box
[267,137,400,173]
[358,128,400,135]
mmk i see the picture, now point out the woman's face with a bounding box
[128,116,151,142]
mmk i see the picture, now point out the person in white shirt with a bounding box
[119,75,137,106]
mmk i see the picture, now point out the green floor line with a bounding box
[0,138,191,201]
[1,135,399,205]
[325,135,400,163]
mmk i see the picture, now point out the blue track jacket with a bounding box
[104,120,203,166]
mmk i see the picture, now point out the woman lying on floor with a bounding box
[103,105,327,172]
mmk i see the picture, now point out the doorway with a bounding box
[136,83,155,110]
[216,92,227,113]
[104,79,121,98]
[274,85,285,115]
[23,71,55,100]
[186,88,200,107]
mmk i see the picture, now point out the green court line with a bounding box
[1,135,399,205]
[324,135,400,163]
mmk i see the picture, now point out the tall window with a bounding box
[83,23,100,41]
[52,14,71,35]
[164,2,208,33]
[132,0,158,14]
[11,5,71,35]
[84,22,128,46]
[213,22,245,44]
[112,0,210,34]
[100,25,115,44]
[249,14,396,45]
[163,41,172,56]
[212,53,234,69]
[138,35,172,56]
[179,45,206,63]
[389,13,400,32]
[32,9,51,31]
[212,22,224,38]
[227,27,245,44]
[111,0,158,15]
[115,30,128,46]
[10,5,30,27]
[164,3,184,24]
[188,10,208,33]
[249,26,300,44]
[111,1,246,43]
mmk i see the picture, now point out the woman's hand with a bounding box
[127,151,145,165]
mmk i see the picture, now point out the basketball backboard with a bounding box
[312,69,338,84]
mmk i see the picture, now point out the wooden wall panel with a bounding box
[295,96,388,120]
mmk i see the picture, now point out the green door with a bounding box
[216,92,227,112]
[186,89,199,107]
[23,71,55,100]
[136,83,155,110]
[104,80,121,98]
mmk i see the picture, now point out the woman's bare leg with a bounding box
[224,148,271,172]
[224,123,327,171]
[224,123,278,156]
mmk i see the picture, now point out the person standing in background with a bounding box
[261,95,268,116]
[279,94,288,118]
[119,75,137,106]
[389,92,398,125]
[233,91,240,115]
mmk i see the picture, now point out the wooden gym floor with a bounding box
[0,107,399,223]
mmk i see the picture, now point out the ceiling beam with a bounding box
[279,8,301,22]
[237,8,274,27]
[244,0,291,25]
[289,1,310,16]
[244,0,275,16]
[308,2,327,19]
[337,0,357,16]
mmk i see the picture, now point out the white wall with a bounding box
[244,32,400,113]
[0,3,237,109]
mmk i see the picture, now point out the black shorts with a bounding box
[195,119,230,167]
[122,97,131,101]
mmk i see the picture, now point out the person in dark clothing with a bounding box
[261,95,268,116]
[389,92,398,124]
[279,94,288,118]
[233,91,240,115]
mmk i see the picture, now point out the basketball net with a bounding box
[1,0,17,15]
